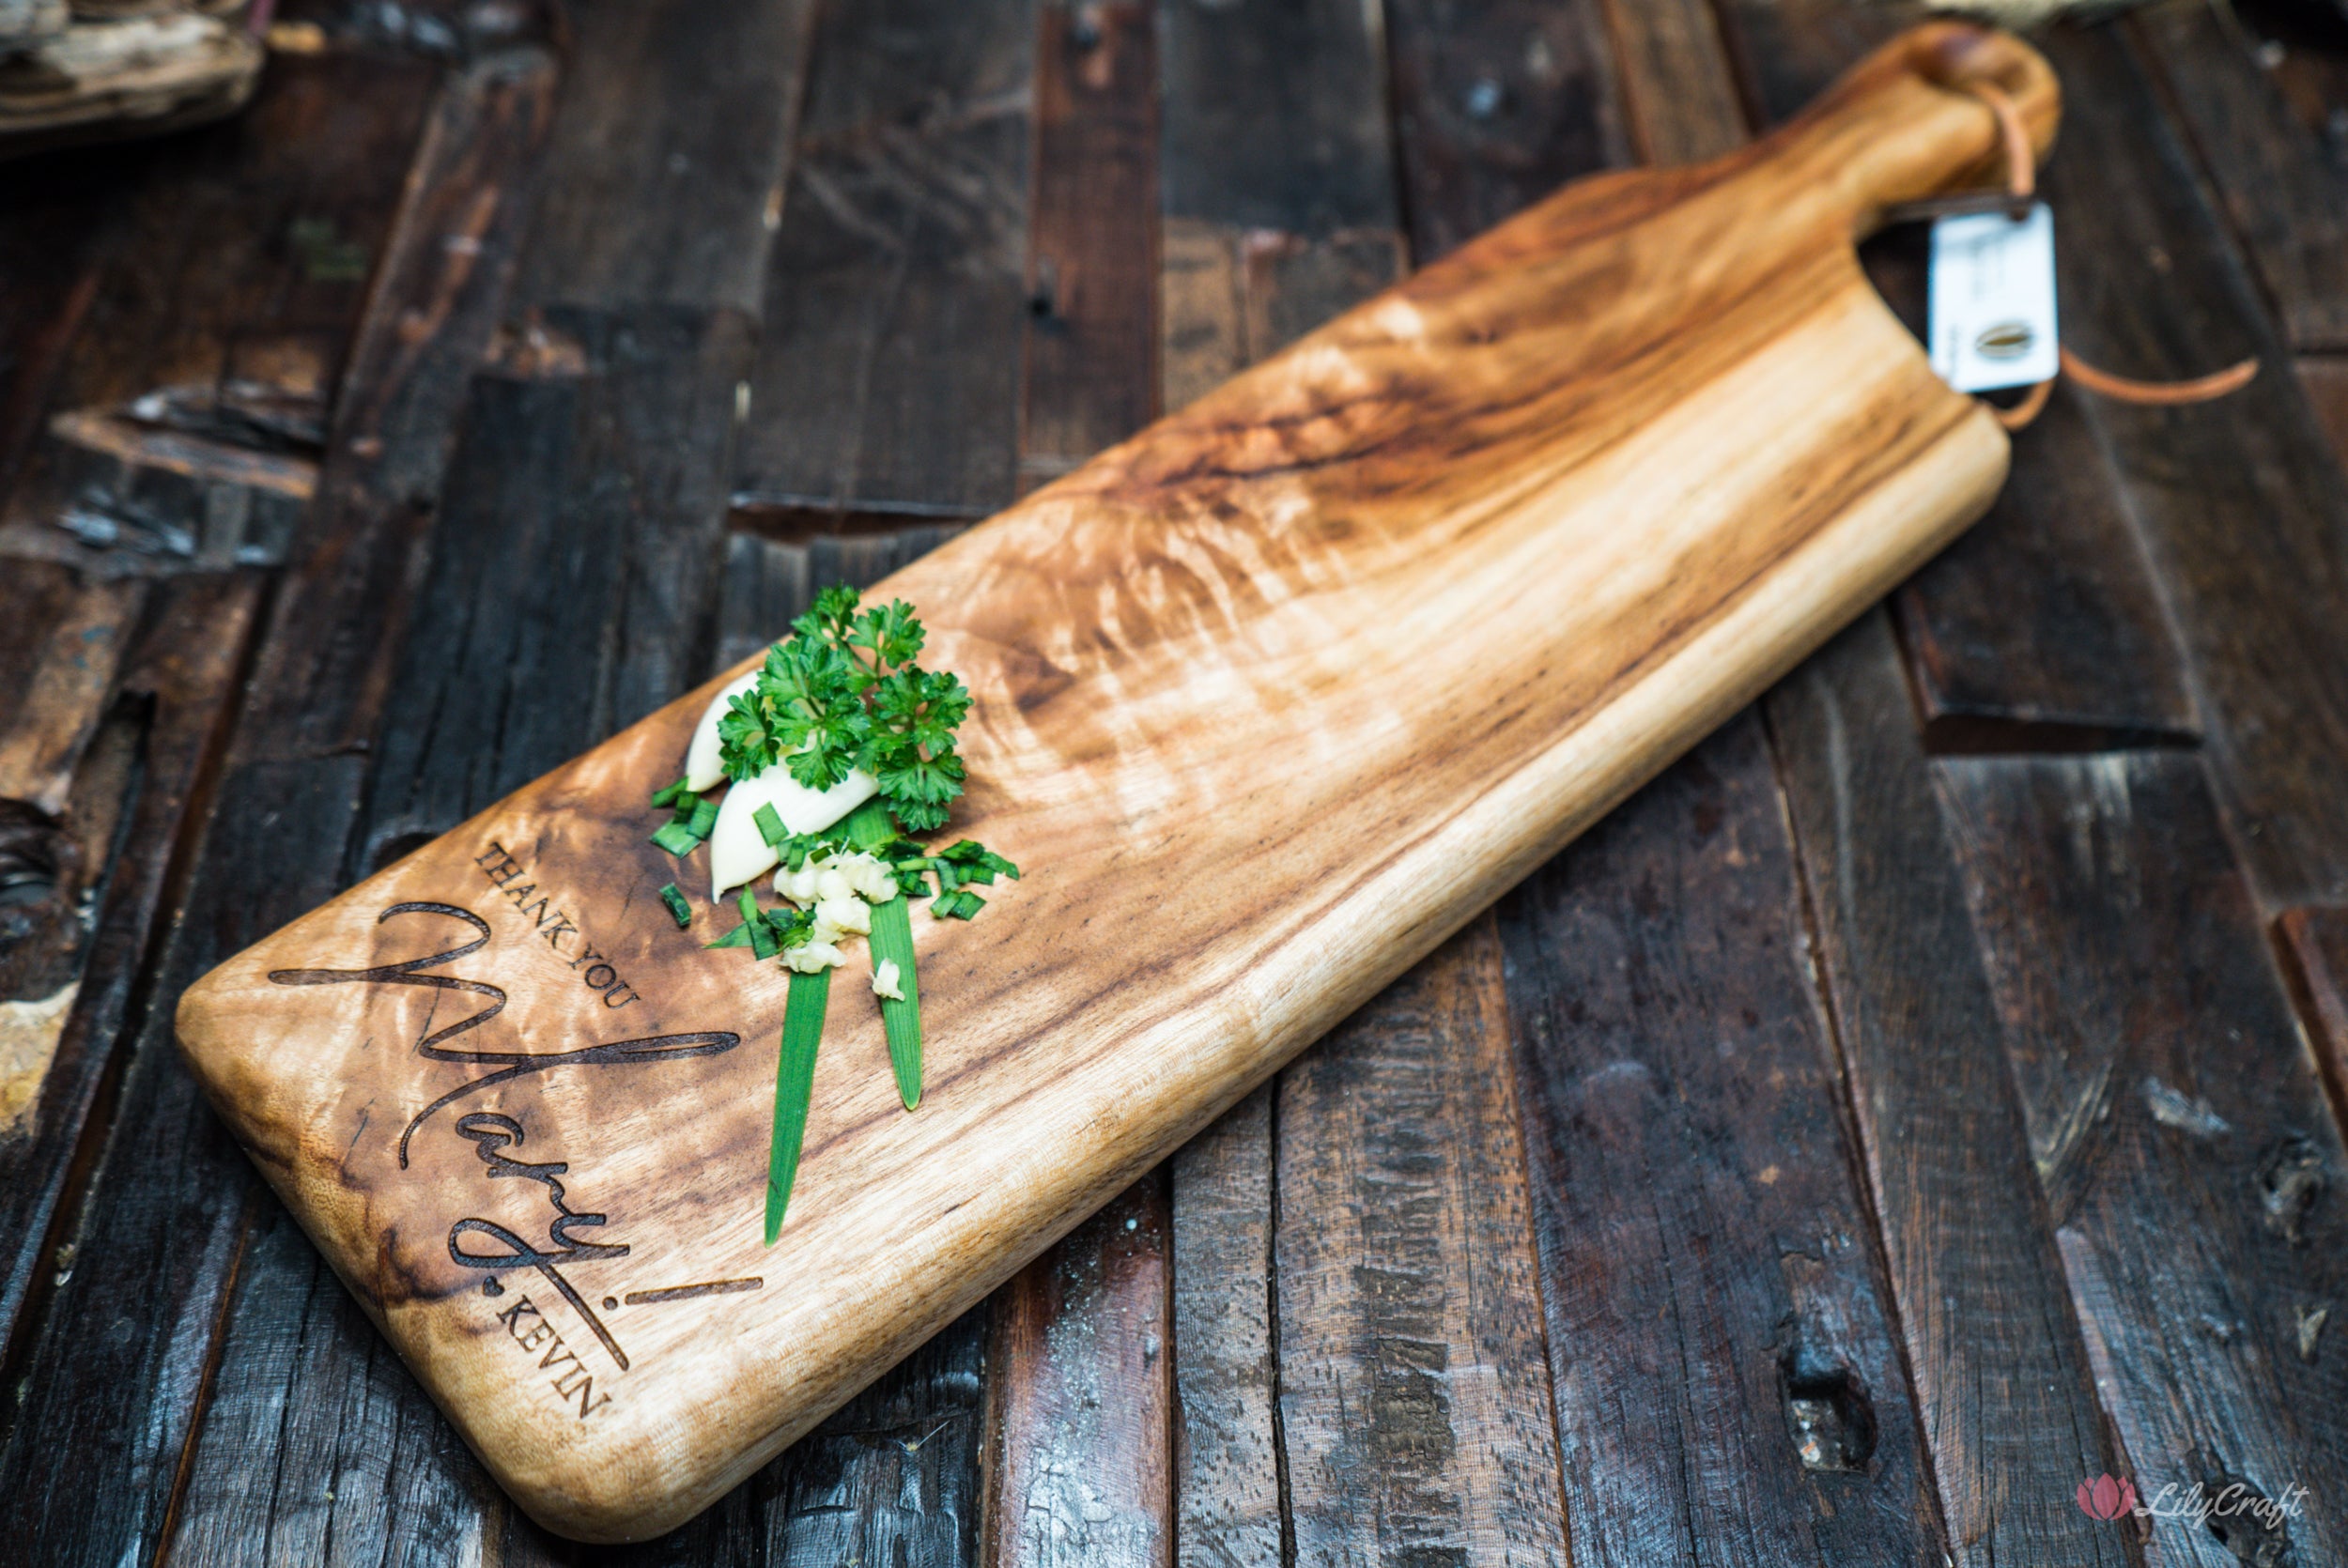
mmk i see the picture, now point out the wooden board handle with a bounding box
[1760,21,2060,238]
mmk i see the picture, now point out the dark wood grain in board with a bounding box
[1938,751,2348,1568]
[734,0,1036,517]
[509,0,819,316]
[1276,916,1569,1564]
[1383,0,1630,263]
[1020,0,1158,484]
[1500,711,1938,1567]
[1766,611,2128,1568]
[2031,24,2348,911]
[2131,2,2348,353]
[0,48,557,1568]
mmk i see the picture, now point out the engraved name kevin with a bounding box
[266,848,749,1421]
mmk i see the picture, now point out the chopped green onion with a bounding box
[659,883,692,928]
[705,921,754,949]
[846,800,922,1110]
[651,793,719,857]
[935,860,963,893]
[932,888,984,920]
[752,802,787,846]
[765,968,831,1244]
[651,776,690,809]
[740,887,779,960]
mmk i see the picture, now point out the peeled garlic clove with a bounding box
[709,761,880,897]
[872,959,904,1001]
[814,896,871,937]
[774,862,823,906]
[684,669,762,792]
[838,853,901,903]
[783,941,846,974]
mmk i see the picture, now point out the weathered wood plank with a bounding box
[0,758,335,1567]
[0,49,439,570]
[509,0,819,316]
[0,571,261,1357]
[987,1177,1173,1568]
[1276,916,1568,1565]
[1711,0,2201,749]
[171,1201,507,1567]
[1019,0,1157,485]
[2031,23,2348,909]
[2302,354,2348,471]
[1168,1084,1281,1568]
[1892,377,2199,750]
[1383,0,1629,262]
[178,17,849,1559]
[1593,0,1744,164]
[236,44,562,761]
[1500,711,1937,1566]
[0,560,142,813]
[1940,750,2348,1568]
[1766,611,2129,1568]
[353,306,754,875]
[0,143,133,503]
[0,46,557,1568]
[733,0,1035,515]
[2278,905,2348,1108]
[2131,2,2348,353]
[714,518,973,674]
[1157,0,1393,237]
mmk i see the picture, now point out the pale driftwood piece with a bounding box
[175,23,2058,1544]
[0,11,260,155]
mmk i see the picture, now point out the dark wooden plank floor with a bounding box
[1,2,2344,1564]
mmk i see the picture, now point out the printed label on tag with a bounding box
[1929,202,2058,393]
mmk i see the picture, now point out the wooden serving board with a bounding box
[176,23,2058,1544]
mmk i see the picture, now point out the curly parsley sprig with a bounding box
[647,587,1020,1243]
[715,585,975,833]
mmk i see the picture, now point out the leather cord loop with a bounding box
[1949,79,2256,432]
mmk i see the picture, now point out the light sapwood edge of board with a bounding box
[173,22,2050,1544]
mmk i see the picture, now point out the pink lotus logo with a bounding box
[2077,1474,2139,1521]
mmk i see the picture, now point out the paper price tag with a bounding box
[1928,202,2058,393]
